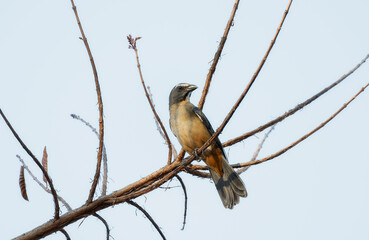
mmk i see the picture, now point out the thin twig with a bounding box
[0,109,60,219]
[70,114,108,196]
[147,86,177,165]
[127,35,173,165]
[127,200,166,240]
[17,155,73,212]
[101,151,108,196]
[174,175,188,230]
[236,125,275,175]
[223,53,369,147]
[93,213,110,240]
[69,0,105,204]
[59,229,71,240]
[198,0,241,110]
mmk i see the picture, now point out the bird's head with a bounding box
[169,83,198,107]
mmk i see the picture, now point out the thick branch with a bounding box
[13,160,184,240]
[0,109,60,219]
[69,0,105,204]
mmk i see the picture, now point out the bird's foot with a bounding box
[192,148,202,162]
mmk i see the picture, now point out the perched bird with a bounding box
[169,83,247,209]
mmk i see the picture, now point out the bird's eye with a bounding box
[178,86,184,90]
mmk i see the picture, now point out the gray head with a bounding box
[169,83,198,107]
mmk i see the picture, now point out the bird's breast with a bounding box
[170,102,211,154]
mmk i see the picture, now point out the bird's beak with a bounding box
[187,84,198,92]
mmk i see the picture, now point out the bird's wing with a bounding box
[192,106,226,157]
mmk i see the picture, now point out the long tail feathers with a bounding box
[209,158,247,209]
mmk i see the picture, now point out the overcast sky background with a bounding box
[1,0,369,239]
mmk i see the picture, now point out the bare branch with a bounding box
[127,35,173,165]
[69,0,105,204]
[236,125,275,175]
[17,155,73,212]
[223,53,369,147]
[210,0,293,143]
[101,152,108,196]
[0,109,60,219]
[198,0,241,110]
[70,114,99,135]
[174,175,188,230]
[147,86,177,165]
[236,81,369,168]
[70,114,108,196]
[93,213,110,240]
[59,229,71,240]
[183,164,210,178]
[127,200,166,240]
[13,160,185,239]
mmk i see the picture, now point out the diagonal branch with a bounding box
[127,200,166,240]
[223,53,369,147]
[198,0,241,110]
[236,125,275,175]
[176,0,242,164]
[0,109,60,219]
[69,0,105,204]
[127,35,173,165]
[147,86,177,165]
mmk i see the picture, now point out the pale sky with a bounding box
[1,0,369,239]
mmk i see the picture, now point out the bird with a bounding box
[169,83,247,209]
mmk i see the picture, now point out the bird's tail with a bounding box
[209,157,247,209]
